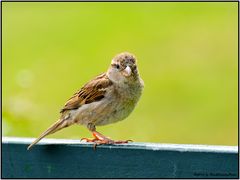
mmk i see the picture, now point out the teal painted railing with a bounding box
[2,137,238,178]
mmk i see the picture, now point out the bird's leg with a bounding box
[81,124,99,142]
[80,131,113,143]
[92,131,114,143]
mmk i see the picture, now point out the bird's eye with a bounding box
[111,64,120,69]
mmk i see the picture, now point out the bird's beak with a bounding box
[123,66,132,77]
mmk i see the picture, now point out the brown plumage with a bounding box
[27,52,144,150]
[60,73,112,113]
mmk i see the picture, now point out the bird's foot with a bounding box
[81,137,132,144]
[93,131,133,149]
[81,131,132,149]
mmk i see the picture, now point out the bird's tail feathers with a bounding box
[27,119,72,150]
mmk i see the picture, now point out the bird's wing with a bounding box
[60,73,112,113]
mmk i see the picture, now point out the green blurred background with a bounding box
[2,2,238,145]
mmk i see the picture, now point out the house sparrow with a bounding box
[27,52,144,150]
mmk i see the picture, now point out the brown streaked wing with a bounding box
[60,73,112,113]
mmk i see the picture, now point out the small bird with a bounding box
[27,52,144,150]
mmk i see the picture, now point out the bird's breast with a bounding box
[95,81,143,126]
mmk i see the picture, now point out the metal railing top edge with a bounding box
[2,136,238,153]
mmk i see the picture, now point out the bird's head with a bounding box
[107,52,139,83]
